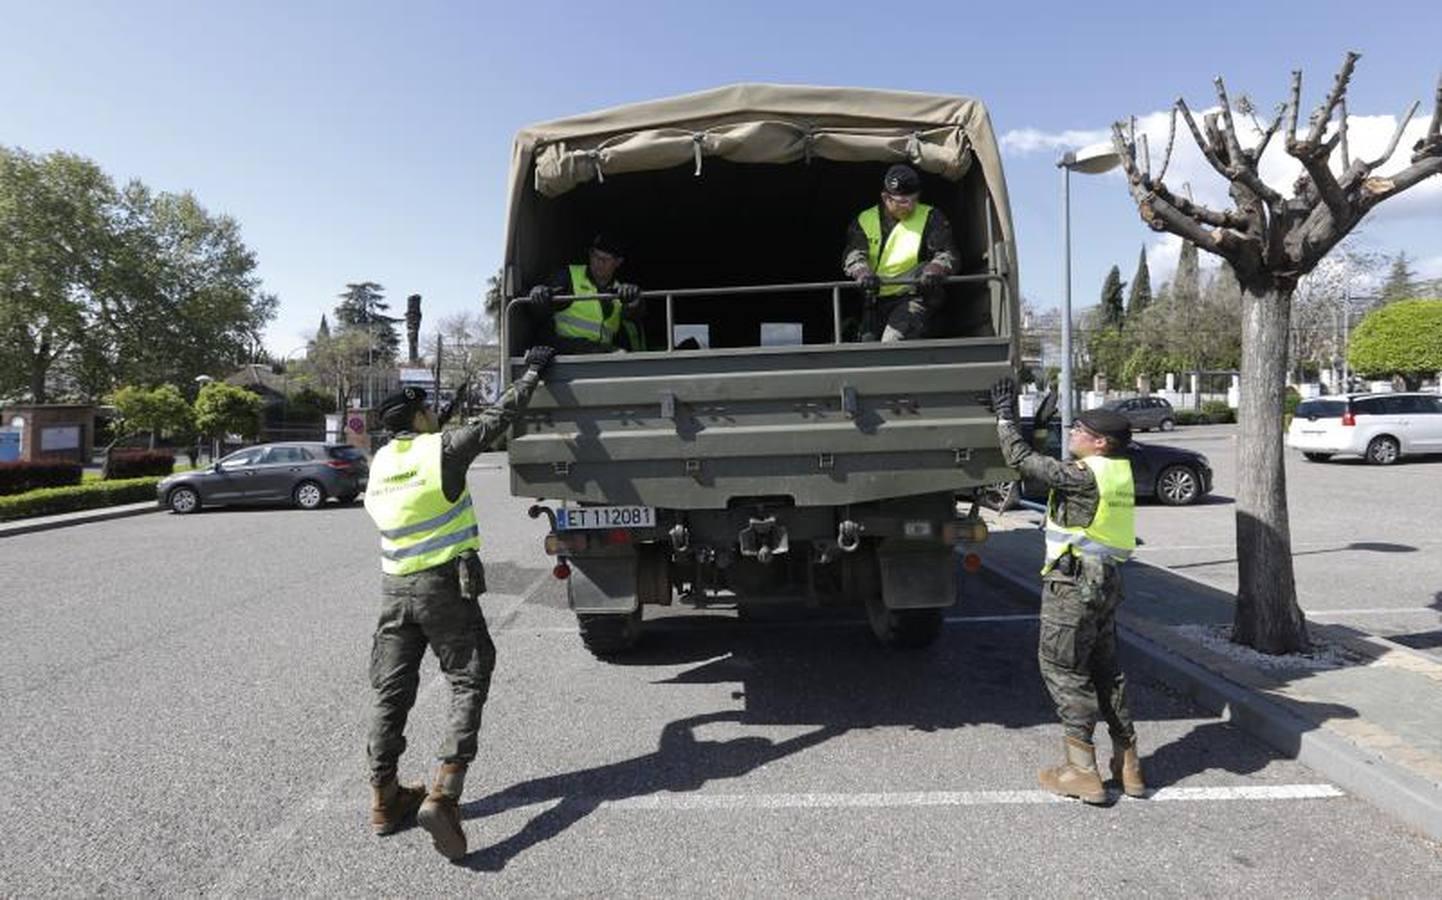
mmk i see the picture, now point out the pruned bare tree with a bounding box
[1111,53,1442,654]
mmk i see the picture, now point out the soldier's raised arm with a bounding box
[440,347,555,499]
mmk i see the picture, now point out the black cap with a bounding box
[590,232,627,257]
[882,164,922,195]
[1075,408,1132,446]
[379,386,428,419]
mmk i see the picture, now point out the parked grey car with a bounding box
[1103,396,1176,432]
[156,443,368,514]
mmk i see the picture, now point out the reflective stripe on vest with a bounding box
[857,203,932,297]
[1042,454,1136,573]
[363,432,480,576]
[553,264,622,346]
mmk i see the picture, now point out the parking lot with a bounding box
[4,455,1442,895]
[1091,424,1442,660]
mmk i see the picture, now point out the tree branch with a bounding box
[1252,103,1287,162]
[1360,155,1442,210]
[1429,72,1442,142]
[1177,98,1234,181]
[1287,70,1303,143]
[1156,107,1179,183]
[1338,99,1350,170]
[1214,76,1251,167]
[1306,51,1361,146]
[1365,100,1420,170]
[1111,124,1255,262]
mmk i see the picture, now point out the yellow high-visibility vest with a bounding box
[553,265,623,346]
[857,203,932,297]
[363,432,479,576]
[1043,454,1135,573]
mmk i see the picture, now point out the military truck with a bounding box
[498,85,1019,656]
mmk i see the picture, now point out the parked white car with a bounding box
[1287,392,1442,465]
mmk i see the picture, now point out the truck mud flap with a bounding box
[876,540,957,611]
[566,553,640,613]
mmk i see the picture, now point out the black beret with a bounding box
[590,232,627,257]
[1075,408,1132,445]
[379,386,427,417]
[883,164,922,195]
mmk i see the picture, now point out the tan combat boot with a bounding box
[370,775,427,835]
[1110,737,1146,798]
[416,762,468,861]
[1038,736,1108,804]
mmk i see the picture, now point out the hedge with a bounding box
[0,477,163,521]
[107,449,176,478]
[1201,400,1236,424]
[0,460,84,496]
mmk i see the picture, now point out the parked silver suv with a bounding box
[157,443,368,513]
[1102,396,1176,432]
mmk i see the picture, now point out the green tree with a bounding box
[194,382,263,444]
[1100,265,1126,327]
[335,281,400,360]
[94,182,277,392]
[109,384,194,449]
[0,147,117,402]
[300,328,373,410]
[1347,299,1442,388]
[1173,240,1201,308]
[1379,251,1417,304]
[1126,246,1153,318]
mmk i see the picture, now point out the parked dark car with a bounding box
[980,419,1212,509]
[156,443,368,514]
[1103,396,1176,432]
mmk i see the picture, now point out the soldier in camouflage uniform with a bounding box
[843,164,958,342]
[988,377,1145,804]
[362,346,554,860]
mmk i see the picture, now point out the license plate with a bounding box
[557,506,656,530]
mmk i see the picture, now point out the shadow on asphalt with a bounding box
[1168,540,1419,571]
[456,574,1296,872]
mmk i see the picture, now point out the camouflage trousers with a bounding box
[1037,561,1135,744]
[879,297,931,342]
[367,559,496,784]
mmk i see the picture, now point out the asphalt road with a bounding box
[1121,424,1442,659]
[3,454,1441,896]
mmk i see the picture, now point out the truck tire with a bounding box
[577,609,643,657]
[864,596,945,649]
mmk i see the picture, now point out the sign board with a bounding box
[398,367,436,385]
[40,425,81,451]
[0,428,19,463]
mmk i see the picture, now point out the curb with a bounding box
[0,503,160,538]
[982,558,1442,843]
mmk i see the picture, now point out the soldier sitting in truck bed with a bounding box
[524,232,647,354]
[842,164,958,342]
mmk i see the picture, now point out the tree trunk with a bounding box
[1232,282,1310,653]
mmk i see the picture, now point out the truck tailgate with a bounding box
[508,338,1014,508]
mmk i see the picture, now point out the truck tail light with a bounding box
[962,552,983,574]
[552,561,572,580]
[544,533,590,555]
[944,519,989,545]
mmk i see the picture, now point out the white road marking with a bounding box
[1304,608,1441,617]
[593,783,1343,811]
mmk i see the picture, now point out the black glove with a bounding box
[524,345,556,375]
[989,377,1018,423]
[919,263,947,294]
[437,380,469,428]
[527,285,553,312]
[854,268,881,299]
[614,282,641,306]
[1032,390,1058,427]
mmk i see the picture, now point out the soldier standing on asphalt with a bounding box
[987,377,1146,803]
[842,164,958,342]
[362,345,555,861]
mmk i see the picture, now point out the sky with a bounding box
[4,0,1440,355]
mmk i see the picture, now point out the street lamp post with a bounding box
[194,374,215,463]
[1058,143,1123,459]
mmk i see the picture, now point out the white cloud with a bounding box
[1000,127,1110,155]
[1418,254,1442,281]
[1001,107,1442,223]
